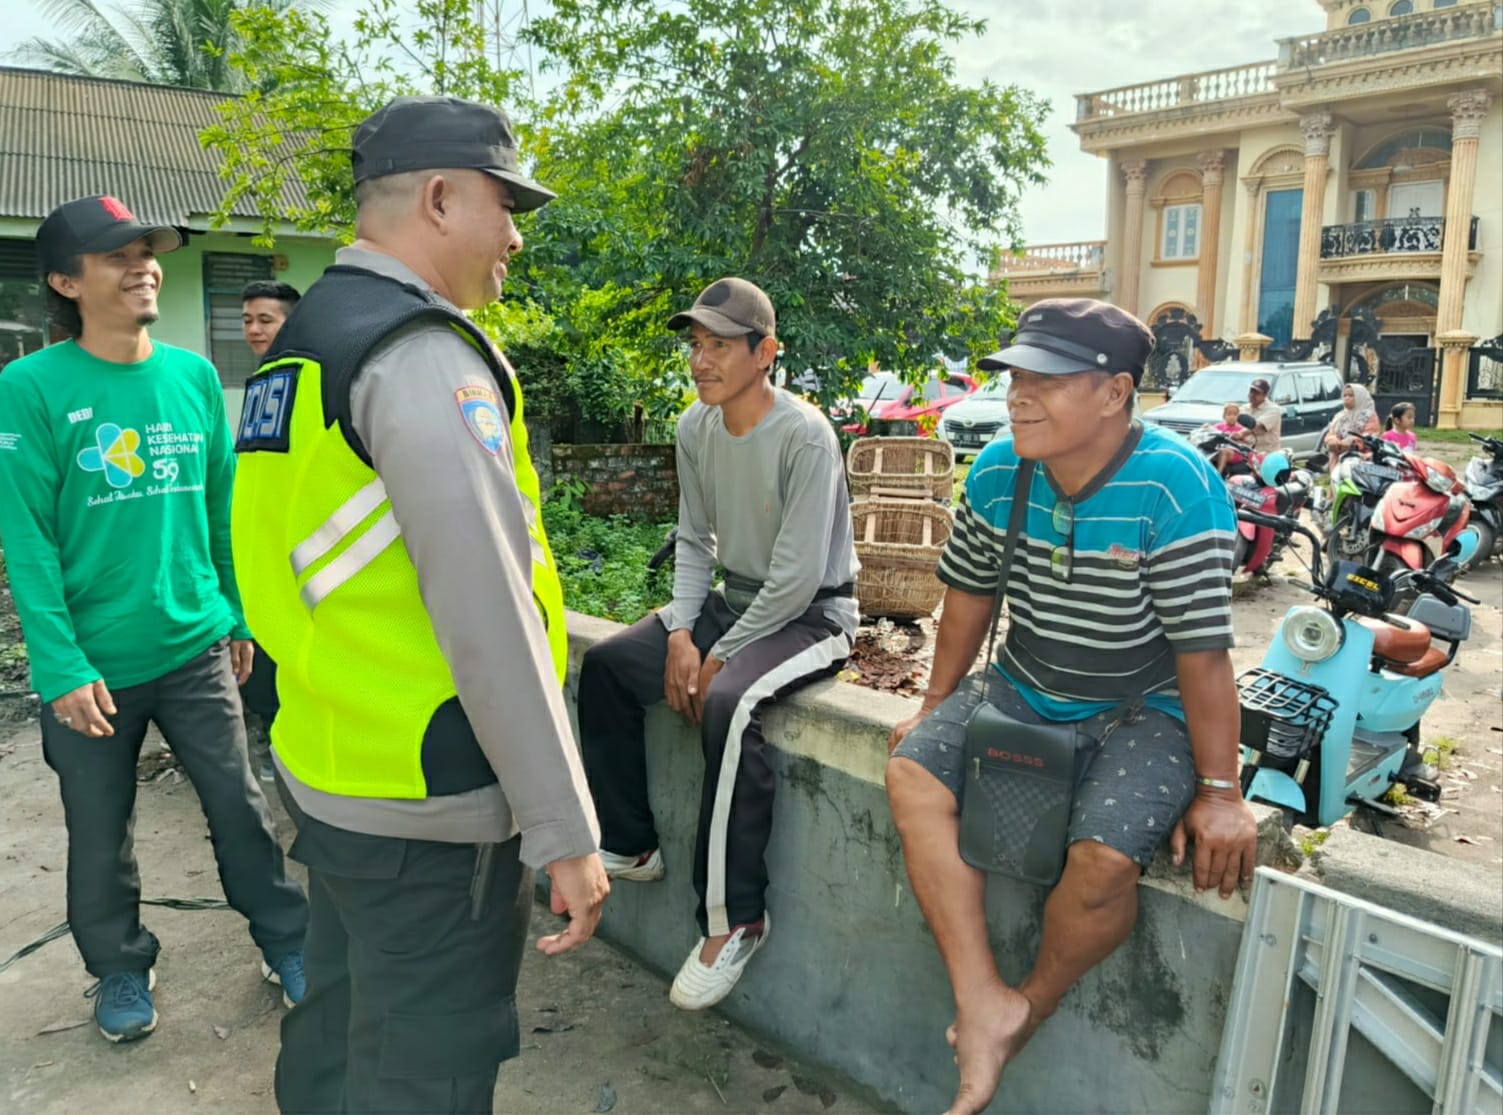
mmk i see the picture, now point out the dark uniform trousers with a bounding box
[273,785,530,1115]
[578,592,850,939]
[38,637,307,976]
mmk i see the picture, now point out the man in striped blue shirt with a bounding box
[886,299,1257,1115]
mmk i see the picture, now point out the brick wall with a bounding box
[551,443,679,519]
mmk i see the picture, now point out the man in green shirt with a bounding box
[0,196,308,1044]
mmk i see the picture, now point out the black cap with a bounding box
[666,277,776,337]
[36,196,181,275]
[1249,377,1272,395]
[979,298,1155,384]
[351,96,556,213]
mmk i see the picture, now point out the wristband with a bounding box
[1196,776,1238,791]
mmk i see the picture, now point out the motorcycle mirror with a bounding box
[1236,413,1257,430]
[1446,526,1482,567]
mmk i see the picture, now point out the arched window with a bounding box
[1432,0,1456,7]
[1152,169,1203,263]
[1389,0,1413,13]
[1348,7,1371,23]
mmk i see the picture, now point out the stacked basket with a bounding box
[847,438,955,620]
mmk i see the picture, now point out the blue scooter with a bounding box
[1235,508,1482,829]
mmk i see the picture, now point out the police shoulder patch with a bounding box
[456,384,505,455]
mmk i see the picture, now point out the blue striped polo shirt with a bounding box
[937,422,1237,722]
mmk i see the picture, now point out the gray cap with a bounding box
[667,277,776,337]
[978,297,1155,384]
[351,96,556,212]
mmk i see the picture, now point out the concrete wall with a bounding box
[563,613,1503,1114]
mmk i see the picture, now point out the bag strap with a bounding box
[980,457,1169,723]
[982,458,1035,669]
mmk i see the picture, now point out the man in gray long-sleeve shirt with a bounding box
[578,277,858,1011]
[230,96,607,1113]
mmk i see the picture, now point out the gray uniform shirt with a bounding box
[273,246,599,870]
[659,389,859,658]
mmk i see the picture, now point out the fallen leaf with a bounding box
[792,1074,822,1096]
[762,1085,787,1102]
[1455,834,1492,845]
[531,1020,575,1034]
[36,1019,89,1035]
[593,1083,617,1113]
[752,1049,784,1071]
[188,1080,197,1094]
[30,1061,55,1070]
[213,1025,229,1040]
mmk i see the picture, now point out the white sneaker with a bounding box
[599,848,664,882]
[668,911,771,1011]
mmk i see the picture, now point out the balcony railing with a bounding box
[994,240,1105,275]
[1279,3,1501,69]
[1319,216,1479,259]
[1076,60,1276,123]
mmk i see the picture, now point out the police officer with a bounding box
[231,96,609,1114]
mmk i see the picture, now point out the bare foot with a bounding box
[942,984,1040,1115]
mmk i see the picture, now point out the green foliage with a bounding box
[1422,735,1459,771]
[9,0,328,91]
[542,504,675,624]
[1297,827,1331,858]
[1382,782,1416,807]
[202,0,1049,439]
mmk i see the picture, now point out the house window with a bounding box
[1258,189,1303,347]
[1431,0,1455,6]
[0,239,48,372]
[1388,0,1413,12]
[1162,203,1201,260]
[203,253,274,389]
[1348,7,1371,22]
[1352,188,1377,223]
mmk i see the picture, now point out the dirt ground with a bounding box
[0,721,885,1115]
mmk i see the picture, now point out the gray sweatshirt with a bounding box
[659,389,859,658]
[272,247,599,870]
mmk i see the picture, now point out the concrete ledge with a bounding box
[563,611,1501,1112]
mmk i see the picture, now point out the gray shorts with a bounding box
[891,672,1196,869]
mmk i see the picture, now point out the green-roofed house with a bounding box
[0,66,339,423]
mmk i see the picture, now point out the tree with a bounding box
[9,0,325,92]
[203,0,1049,438]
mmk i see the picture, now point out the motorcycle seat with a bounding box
[1384,645,1450,680]
[1356,614,1431,664]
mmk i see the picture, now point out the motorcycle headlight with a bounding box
[1282,606,1344,662]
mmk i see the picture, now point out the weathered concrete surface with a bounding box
[0,721,885,1115]
[565,611,1503,1115]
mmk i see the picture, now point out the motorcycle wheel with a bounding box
[1463,517,1497,574]
[1373,550,1417,613]
[1325,504,1367,567]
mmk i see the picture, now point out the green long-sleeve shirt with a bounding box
[0,339,248,702]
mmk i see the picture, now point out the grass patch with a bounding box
[1417,427,1501,446]
[1382,782,1416,807]
[1298,828,1331,858]
[542,498,675,625]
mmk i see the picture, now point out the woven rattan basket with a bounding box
[846,437,954,501]
[851,498,954,620]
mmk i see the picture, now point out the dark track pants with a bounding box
[38,637,307,977]
[578,595,850,938]
[273,798,530,1115]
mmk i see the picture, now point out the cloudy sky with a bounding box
[0,0,1323,247]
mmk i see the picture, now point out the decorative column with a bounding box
[1239,180,1261,333]
[1196,150,1227,335]
[1118,157,1149,316]
[1435,90,1491,428]
[1291,112,1334,342]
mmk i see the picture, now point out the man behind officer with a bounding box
[238,279,300,781]
[231,96,608,1113]
[886,299,1257,1115]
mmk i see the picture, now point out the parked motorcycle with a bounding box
[1313,434,1411,566]
[1190,427,1312,576]
[1368,450,1473,606]
[1236,507,1482,830]
[1461,432,1503,569]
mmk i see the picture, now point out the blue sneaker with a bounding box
[85,969,157,1043]
[262,950,306,1008]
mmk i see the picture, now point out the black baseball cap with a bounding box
[979,298,1155,384]
[351,96,557,213]
[36,196,181,275]
[666,278,776,337]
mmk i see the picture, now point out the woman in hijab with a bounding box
[1322,382,1381,470]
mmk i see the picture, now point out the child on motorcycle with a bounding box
[1213,400,1254,476]
[1383,402,1418,452]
